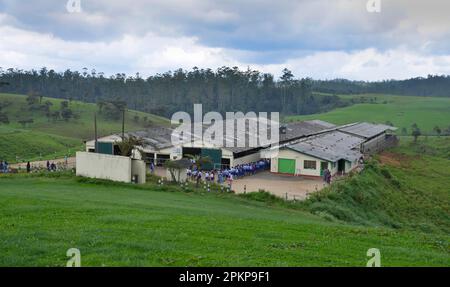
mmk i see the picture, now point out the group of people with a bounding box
[186,159,271,188]
[322,168,331,184]
[25,160,61,173]
[0,160,9,173]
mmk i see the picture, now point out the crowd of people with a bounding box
[186,159,271,188]
[24,160,67,173]
[0,160,9,173]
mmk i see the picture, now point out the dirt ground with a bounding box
[11,157,76,170]
[232,171,326,200]
[378,152,412,168]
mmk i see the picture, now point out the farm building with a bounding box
[268,131,364,177]
[85,119,396,174]
[266,122,397,177]
[84,119,335,169]
[337,122,398,154]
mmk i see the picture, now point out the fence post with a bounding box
[285,192,288,201]
[244,185,246,194]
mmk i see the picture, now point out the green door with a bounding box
[320,161,328,176]
[278,158,296,174]
[201,148,222,170]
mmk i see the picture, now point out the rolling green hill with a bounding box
[0,93,168,162]
[300,136,450,233]
[286,94,450,134]
[0,136,448,266]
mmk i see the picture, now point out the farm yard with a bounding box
[232,171,325,201]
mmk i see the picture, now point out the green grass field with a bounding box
[0,93,168,162]
[287,94,450,134]
[0,137,448,266]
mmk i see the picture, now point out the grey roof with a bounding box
[338,122,397,139]
[286,131,364,162]
[303,120,336,129]
[128,126,175,150]
[227,120,335,154]
[90,119,337,154]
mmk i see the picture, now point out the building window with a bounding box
[304,160,317,170]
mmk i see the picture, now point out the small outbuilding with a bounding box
[269,131,364,177]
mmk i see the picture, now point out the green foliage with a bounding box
[0,174,448,266]
[0,93,167,162]
[300,138,450,233]
[115,135,144,157]
[0,67,349,117]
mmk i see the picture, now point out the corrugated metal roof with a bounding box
[338,122,397,139]
[286,131,364,162]
[86,119,338,154]
[303,120,336,129]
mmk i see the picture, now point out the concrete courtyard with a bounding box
[232,171,326,200]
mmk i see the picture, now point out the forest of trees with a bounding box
[0,67,448,118]
[311,75,450,97]
[0,67,346,117]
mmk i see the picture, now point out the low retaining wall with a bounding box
[76,152,146,184]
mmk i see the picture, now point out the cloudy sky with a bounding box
[1,0,450,80]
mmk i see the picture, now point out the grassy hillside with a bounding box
[0,93,168,162]
[0,137,449,266]
[0,173,448,267]
[300,136,450,234]
[286,94,450,134]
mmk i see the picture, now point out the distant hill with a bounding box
[287,94,450,134]
[311,75,450,97]
[0,93,168,162]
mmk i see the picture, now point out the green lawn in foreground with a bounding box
[0,93,168,162]
[0,176,448,266]
[287,94,450,134]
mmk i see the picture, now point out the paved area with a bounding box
[232,171,326,200]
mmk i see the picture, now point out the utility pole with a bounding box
[122,108,125,139]
[94,113,98,153]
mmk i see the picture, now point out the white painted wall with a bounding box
[85,135,122,151]
[131,159,147,184]
[166,168,188,182]
[76,152,146,184]
[232,152,262,167]
[270,149,332,177]
[76,152,131,182]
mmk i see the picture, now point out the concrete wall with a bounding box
[85,135,122,151]
[76,152,146,184]
[231,151,261,167]
[166,168,188,182]
[361,133,400,154]
[76,152,131,182]
[270,149,331,177]
[131,159,147,184]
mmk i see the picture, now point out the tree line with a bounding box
[0,67,346,117]
[311,75,450,97]
[1,67,448,118]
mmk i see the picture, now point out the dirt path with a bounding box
[11,157,76,170]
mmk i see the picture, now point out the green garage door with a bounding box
[278,158,296,174]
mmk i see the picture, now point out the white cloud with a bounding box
[1,17,450,81]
